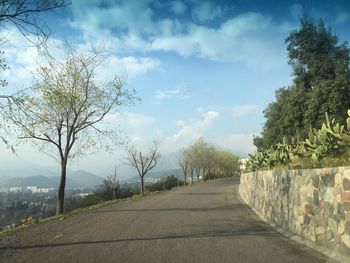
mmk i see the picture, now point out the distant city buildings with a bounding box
[0,186,55,193]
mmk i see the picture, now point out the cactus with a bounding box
[246,110,350,172]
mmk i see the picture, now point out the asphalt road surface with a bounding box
[0,178,333,263]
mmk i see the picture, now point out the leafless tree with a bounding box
[126,143,160,195]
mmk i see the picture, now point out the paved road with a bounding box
[0,178,333,263]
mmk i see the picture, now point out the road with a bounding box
[0,178,332,263]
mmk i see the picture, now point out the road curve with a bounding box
[0,178,334,263]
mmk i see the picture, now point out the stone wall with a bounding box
[239,167,350,256]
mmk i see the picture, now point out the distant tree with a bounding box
[180,138,240,180]
[125,142,160,195]
[94,175,121,201]
[259,14,350,148]
[178,149,190,184]
[6,47,137,215]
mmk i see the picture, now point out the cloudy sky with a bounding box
[1,0,350,177]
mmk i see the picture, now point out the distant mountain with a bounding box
[0,175,57,188]
[0,170,104,189]
[69,170,104,188]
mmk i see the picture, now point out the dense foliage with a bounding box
[179,138,240,182]
[246,110,350,171]
[255,15,350,148]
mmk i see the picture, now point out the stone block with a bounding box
[312,174,319,188]
[341,191,350,202]
[338,220,345,235]
[324,188,334,203]
[344,202,350,211]
[305,203,314,214]
[334,234,341,244]
[321,173,335,187]
[324,201,334,216]
[337,242,350,256]
[346,222,350,235]
[313,189,319,206]
[315,226,326,235]
[341,234,350,248]
[337,203,346,220]
[298,215,304,225]
[310,215,327,227]
[344,178,350,191]
[334,186,342,195]
[344,169,350,180]
[335,173,342,186]
[306,196,313,203]
[328,218,338,233]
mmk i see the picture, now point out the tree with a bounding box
[180,138,240,180]
[0,0,69,94]
[0,1,69,150]
[178,149,190,184]
[125,143,160,195]
[0,0,68,44]
[6,48,137,215]
[258,14,350,148]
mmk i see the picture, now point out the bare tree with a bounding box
[126,143,160,195]
[6,47,137,215]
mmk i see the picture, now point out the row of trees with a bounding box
[254,15,350,149]
[179,138,240,183]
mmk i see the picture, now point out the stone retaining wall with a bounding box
[239,167,350,257]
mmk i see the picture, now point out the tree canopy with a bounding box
[256,15,350,149]
[6,48,136,214]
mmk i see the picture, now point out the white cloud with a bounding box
[103,112,155,129]
[97,56,160,80]
[192,1,222,22]
[151,13,287,69]
[232,104,258,118]
[214,133,256,154]
[154,84,190,101]
[69,1,289,69]
[163,110,219,151]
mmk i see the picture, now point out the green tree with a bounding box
[258,15,350,148]
[6,48,136,215]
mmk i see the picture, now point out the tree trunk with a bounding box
[56,159,67,215]
[184,173,187,185]
[140,175,144,195]
[190,170,193,184]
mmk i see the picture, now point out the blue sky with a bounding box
[1,0,350,177]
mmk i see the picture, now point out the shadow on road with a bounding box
[87,204,250,214]
[0,226,277,251]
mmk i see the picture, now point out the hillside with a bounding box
[0,170,104,189]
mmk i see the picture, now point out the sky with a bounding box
[1,0,350,178]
